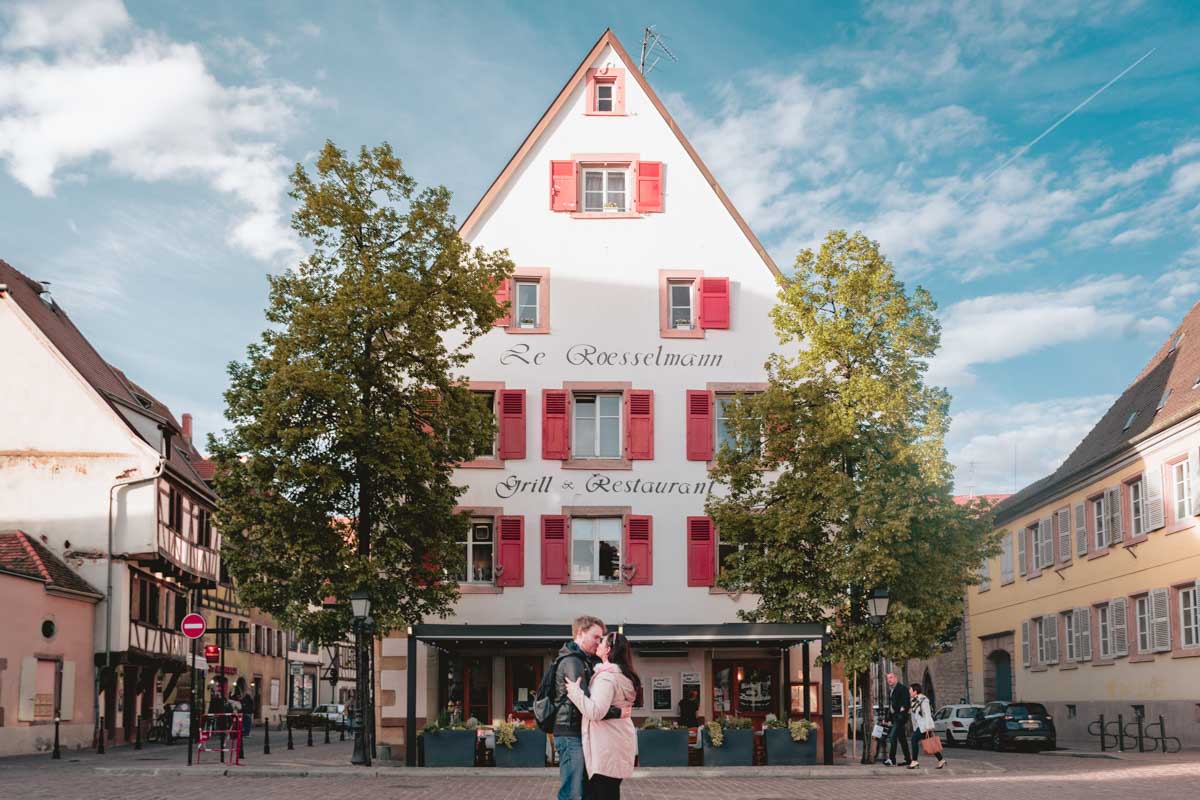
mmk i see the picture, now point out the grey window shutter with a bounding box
[1018,527,1027,576]
[1111,597,1130,657]
[1078,607,1093,662]
[1001,532,1014,582]
[1107,487,1123,544]
[1057,509,1071,563]
[1021,619,1030,666]
[1192,449,1200,516]
[1039,517,1053,569]
[1045,615,1059,664]
[1074,503,1087,556]
[1144,468,1165,531]
[1151,587,1171,652]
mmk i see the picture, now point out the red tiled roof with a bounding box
[953,494,1012,506]
[996,300,1200,524]
[0,531,102,599]
[0,259,214,500]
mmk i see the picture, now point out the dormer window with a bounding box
[585,67,625,116]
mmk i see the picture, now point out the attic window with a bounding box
[1157,388,1172,412]
[585,67,625,116]
[1123,411,1138,432]
[1170,333,1185,353]
[133,393,153,410]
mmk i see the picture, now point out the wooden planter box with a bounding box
[763,728,818,765]
[701,728,754,766]
[422,730,477,767]
[493,729,548,767]
[636,729,690,766]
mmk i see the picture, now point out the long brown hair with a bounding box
[604,632,642,695]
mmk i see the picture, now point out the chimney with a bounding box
[182,413,193,443]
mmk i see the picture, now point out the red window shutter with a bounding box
[542,390,570,459]
[635,161,663,213]
[699,277,730,329]
[550,160,578,212]
[686,390,713,461]
[496,516,524,587]
[498,389,526,460]
[493,277,511,327]
[623,515,653,585]
[686,516,715,587]
[541,515,569,585]
[625,389,654,460]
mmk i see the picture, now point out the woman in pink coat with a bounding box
[565,631,640,800]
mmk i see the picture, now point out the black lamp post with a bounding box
[350,589,371,766]
[861,586,891,765]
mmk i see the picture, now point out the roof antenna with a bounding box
[639,25,678,75]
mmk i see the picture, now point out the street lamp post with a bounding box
[350,589,371,767]
[861,586,891,765]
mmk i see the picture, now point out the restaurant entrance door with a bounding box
[712,659,777,724]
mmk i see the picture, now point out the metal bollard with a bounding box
[1136,713,1146,753]
[135,715,142,750]
[325,718,331,744]
[307,720,314,747]
[287,717,294,750]
[1117,714,1125,752]
[1098,714,1106,751]
[52,716,61,760]
[97,716,105,755]
[340,721,345,742]
[264,718,271,755]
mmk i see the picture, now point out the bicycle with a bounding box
[145,710,173,744]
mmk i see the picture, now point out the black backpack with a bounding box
[532,652,584,733]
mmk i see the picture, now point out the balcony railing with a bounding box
[156,522,219,584]
[129,620,187,663]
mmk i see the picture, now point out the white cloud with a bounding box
[928,275,1151,386]
[0,1,315,262]
[1,0,130,51]
[949,394,1118,494]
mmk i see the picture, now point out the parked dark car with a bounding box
[966,701,1056,751]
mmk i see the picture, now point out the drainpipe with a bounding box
[97,457,166,744]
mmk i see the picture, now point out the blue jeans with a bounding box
[556,735,586,800]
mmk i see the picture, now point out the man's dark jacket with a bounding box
[552,641,621,737]
[889,682,910,718]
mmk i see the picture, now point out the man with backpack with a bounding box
[534,615,626,800]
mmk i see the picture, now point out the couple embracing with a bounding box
[550,615,641,800]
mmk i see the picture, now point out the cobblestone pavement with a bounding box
[2,741,1198,800]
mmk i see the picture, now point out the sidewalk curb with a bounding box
[1038,751,1124,760]
[95,763,1007,779]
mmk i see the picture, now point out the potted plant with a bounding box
[492,720,548,768]
[420,712,478,767]
[701,716,754,766]
[636,717,690,767]
[762,714,818,765]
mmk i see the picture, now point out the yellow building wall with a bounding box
[967,422,1200,746]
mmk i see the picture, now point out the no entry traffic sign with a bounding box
[181,613,207,639]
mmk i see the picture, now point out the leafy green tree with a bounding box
[209,141,514,641]
[706,230,996,721]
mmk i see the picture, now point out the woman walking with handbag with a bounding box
[907,682,945,770]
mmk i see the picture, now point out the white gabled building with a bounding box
[0,260,220,750]
[379,29,843,759]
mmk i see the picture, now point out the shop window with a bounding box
[712,660,776,718]
[507,656,543,720]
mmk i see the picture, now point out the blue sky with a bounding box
[2,0,1199,495]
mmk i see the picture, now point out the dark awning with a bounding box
[411,622,823,651]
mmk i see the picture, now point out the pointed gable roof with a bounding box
[996,300,1200,524]
[0,530,102,599]
[459,28,781,279]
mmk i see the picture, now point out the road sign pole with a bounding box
[187,634,196,766]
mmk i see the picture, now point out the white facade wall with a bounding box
[380,42,813,738]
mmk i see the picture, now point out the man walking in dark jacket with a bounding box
[884,672,912,765]
[554,615,624,800]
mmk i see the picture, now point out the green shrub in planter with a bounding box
[492,723,548,768]
[762,716,818,765]
[701,718,754,766]
[421,729,477,767]
[637,718,689,767]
